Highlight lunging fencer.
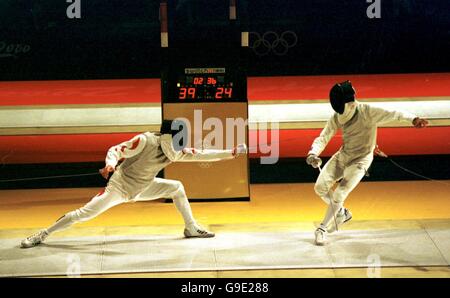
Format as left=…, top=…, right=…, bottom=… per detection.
left=306, top=81, right=428, bottom=245
left=21, top=120, right=247, bottom=248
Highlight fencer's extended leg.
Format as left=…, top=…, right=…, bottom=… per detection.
left=21, top=187, right=126, bottom=248
left=134, top=178, right=214, bottom=238
left=48, top=188, right=126, bottom=233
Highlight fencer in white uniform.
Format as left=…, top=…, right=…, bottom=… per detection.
left=306, top=81, right=428, bottom=245
left=21, top=120, right=248, bottom=248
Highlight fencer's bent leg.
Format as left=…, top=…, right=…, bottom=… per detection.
left=313, top=154, right=345, bottom=229
left=319, top=162, right=367, bottom=229
left=132, top=178, right=214, bottom=238
left=133, top=178, right=196, bottom=227
left=333, top=162, right=368, bottom=203
left=314, top=154, right=344, bottom=204
left=171, top=183, right=196, bottom=226
left=320, top=198, right=344, bottom=229
left=46, top=187, right=126, bottom=234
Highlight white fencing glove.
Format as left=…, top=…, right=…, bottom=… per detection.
left=306, top=154, right=322, bottom=169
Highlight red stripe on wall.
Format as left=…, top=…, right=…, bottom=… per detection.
left=0, top=79, right=161, bottom=106
left=248, top=73, right=450, bottom=101
left=0, top=127, right=448, bottom=164
left=0, top=134, right=137, bottom=164
left=1, top=73, right=449, bottom=106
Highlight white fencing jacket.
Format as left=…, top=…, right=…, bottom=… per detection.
left=105, top=132, right=234, bottom=198
left=308, top=103, right=417, bottom=165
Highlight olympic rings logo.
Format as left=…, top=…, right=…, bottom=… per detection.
left=198, top=162, right=212, bottom=169
left=249, top=31, right=298, bottom=56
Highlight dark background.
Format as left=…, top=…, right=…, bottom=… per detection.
left=1, top=0, right=449, bottom=81
left=1, top=155, right=450, bottom=189
left=0, top=1, right=449, bottom=188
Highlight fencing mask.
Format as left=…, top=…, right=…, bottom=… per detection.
left=330, top=81, right=358, bottom=124
left=329, top=80, right=356, bottom=114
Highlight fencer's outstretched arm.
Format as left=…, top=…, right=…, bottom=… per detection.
left=308, top=117, right=339, bottom=156
left=105, top=134, right=147, bottom=168
left=367, top=105, right=417, bottom=125
left=176, top=148, right=235, bottom=162
left=160, top=134, right=244, bottom=162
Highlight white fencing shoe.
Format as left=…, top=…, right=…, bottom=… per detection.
left=327, top=208, right=352, bottom=233
left=184, top=225, right=215, bottom=238
left=21, top=230, right=49, bottom=248
left=314, top=227, right=327, bottom=246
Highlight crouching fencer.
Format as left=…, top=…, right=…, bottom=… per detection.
left=21, top=120, right=248, bottom=248
left=307, top=81, right=428, bottom=246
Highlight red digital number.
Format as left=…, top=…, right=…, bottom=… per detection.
left=207, top=77, right=217, bottom=85
left=215, top=87, right=224, bottom=99
left=193, top=77, right=204, bottom=85
left=179, top=87, right=187, bottom=99
left=179, top=87, right=196, bottom=99
left=224, top=88, right=233, bottom=98
left=187, top=87, right=196, bottom=99
left=215, top=87, right=232, bottom=99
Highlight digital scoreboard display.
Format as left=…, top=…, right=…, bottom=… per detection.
left=169, top=67, right=244, bottom=102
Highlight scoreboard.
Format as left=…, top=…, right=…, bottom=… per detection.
left=177, top=68, right=233, bottom=100
left=164, top=66, right=247, bottom=103
left=160, top=0, right=249, bottom=201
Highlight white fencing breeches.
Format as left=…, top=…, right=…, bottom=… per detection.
left=314, top=153, right=371, bottom=228
left=314, top=153, right=371, bottom=204
left=46, top=178, right=196, bottom=234
left=132, top=178, right=195, bottom=226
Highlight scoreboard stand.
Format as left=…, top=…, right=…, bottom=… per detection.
left=159, top=0, right=250, bottom=201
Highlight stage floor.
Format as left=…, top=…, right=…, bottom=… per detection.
left=1, top=220, right=449, bottom=277
left=0, top=181, right=449, bottom=277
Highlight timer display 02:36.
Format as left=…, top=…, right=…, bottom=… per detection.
left=177, top=76, right=233, bottom=100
